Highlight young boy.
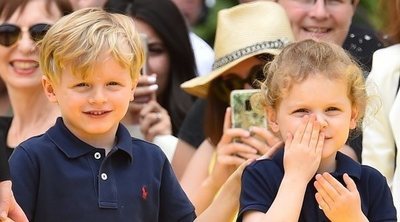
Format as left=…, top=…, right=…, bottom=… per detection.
left=9, top=8, right=196, bottom=222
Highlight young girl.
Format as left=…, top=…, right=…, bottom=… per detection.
left=238, top=39, right=397, bottom=222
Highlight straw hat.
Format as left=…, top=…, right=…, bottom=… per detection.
left=181, top=1, right=294, bottom=98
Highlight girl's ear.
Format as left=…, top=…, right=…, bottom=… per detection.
left=42, top=76, right=58, bottom=103
left=349, top=106, right=359, bottom=129
left=266, top=107, right=279, bottom=133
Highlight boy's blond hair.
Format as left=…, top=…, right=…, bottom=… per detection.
left=39, top=7, right=144, bottom=84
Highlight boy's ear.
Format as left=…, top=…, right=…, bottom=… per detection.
left=130, top=84, right=136, bottom=102
left=266, top=107, right=279, bottom=133
left=349, top=106, right=359, bottom=129
left=42, top=76, right=58, bottom=103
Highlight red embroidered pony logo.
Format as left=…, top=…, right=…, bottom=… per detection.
left=141, top=186, right=148, bottom=200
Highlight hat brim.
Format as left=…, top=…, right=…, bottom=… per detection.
left=181, top=48, right=281, bottom=98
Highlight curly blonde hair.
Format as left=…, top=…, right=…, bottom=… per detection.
left=258, top=39, right=367, bottom=130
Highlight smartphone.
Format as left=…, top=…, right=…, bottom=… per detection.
left=139, top=33, right=150, bottom=76
left=230, top=89, right=266, bottom=130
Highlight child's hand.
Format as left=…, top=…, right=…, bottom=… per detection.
left=139, top=100, right=172, bottom=141
left=283, top=115, right=324, bottom=182
left=314, top=173, right=368, bottom=222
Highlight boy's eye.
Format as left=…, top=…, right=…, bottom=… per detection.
left=107, top=82, right=120, bottom=86
left=75, top=82, right=89, bottom=87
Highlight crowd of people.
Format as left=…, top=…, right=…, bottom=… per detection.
left=0, top=0, right=398, bottom=221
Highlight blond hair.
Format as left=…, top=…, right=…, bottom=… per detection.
left=259, top=39, right=367, bottom=129
left=39, top=7, right=144, bottom=83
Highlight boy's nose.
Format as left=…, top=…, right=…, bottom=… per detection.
left=89, top=88, right=107, bottom=104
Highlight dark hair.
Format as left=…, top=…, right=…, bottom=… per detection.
left=0, top=0, right=73, bottom=20
left=205, top=78, right=229, bottom=146
left=107, top=0, right=197, bottom=135
left=381, top=0, right=400, bottom=44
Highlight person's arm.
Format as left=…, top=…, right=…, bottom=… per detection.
left=181, top=108, right=279, bottom=215
left=172, top=139, right=197, bottom=180
left=0, top=147, right=28, bottom=222
left=172, top=99, right=206, bottom=179
left=196, top=145, right=282, bottom=222
left=195, top=159, right=253, bottom=222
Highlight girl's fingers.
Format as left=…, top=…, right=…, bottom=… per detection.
left=343, top=173, right=358, bottom=193
left=300, top=115, right=315, bottom=145
left=315, top=132, right=324, bottom=154
left=284, top=132, right=293, bottom=150
left=314, top=175, right=334, bottom=205
left=308, top=121, right=320, bottom=149
left=321, top=172, right=348, bottom=195
left=315, top=192, right=330, bottom=211
left=292, top=115, right=309, bottom=145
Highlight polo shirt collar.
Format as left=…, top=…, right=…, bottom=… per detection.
left=273, top=148, right=362, bottom=180
left=47, top=117, right=133, bottom=161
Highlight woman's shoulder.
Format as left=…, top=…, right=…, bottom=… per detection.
left=373, top=43, right=400, bottom=59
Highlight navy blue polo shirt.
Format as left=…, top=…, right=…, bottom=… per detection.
left=237, top=149, right=397, bottom=221
left=9, top=117, right=196, bottom=222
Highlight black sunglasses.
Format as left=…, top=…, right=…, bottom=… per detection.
left=0, top=23, right=51, bottom=47
left=213, top=64, right=266, bottom=103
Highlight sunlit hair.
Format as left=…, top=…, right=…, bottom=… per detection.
left=39, top=7, right=144, bottom=84
left=259, top=39, right=367, bottom=130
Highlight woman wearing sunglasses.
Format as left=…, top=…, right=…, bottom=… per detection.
left=0, top=0, right=73, bottom=159
left=175, top=2, right=294, bottom=219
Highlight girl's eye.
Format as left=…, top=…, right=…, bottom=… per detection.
left=326, top=107, right=340, bottom=112
left=293, top=108, right=308, bottom=114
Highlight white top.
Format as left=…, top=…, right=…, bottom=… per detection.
left=125, top=124, right=177, bottom=162
left=362, top=44, right=400, bottom=217
left=189, top=32, right=214, bottom=76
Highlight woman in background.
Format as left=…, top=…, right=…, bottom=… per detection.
left=0, top=0, right=73, bottom=159
left=362, top=0, right=400, bottom=218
